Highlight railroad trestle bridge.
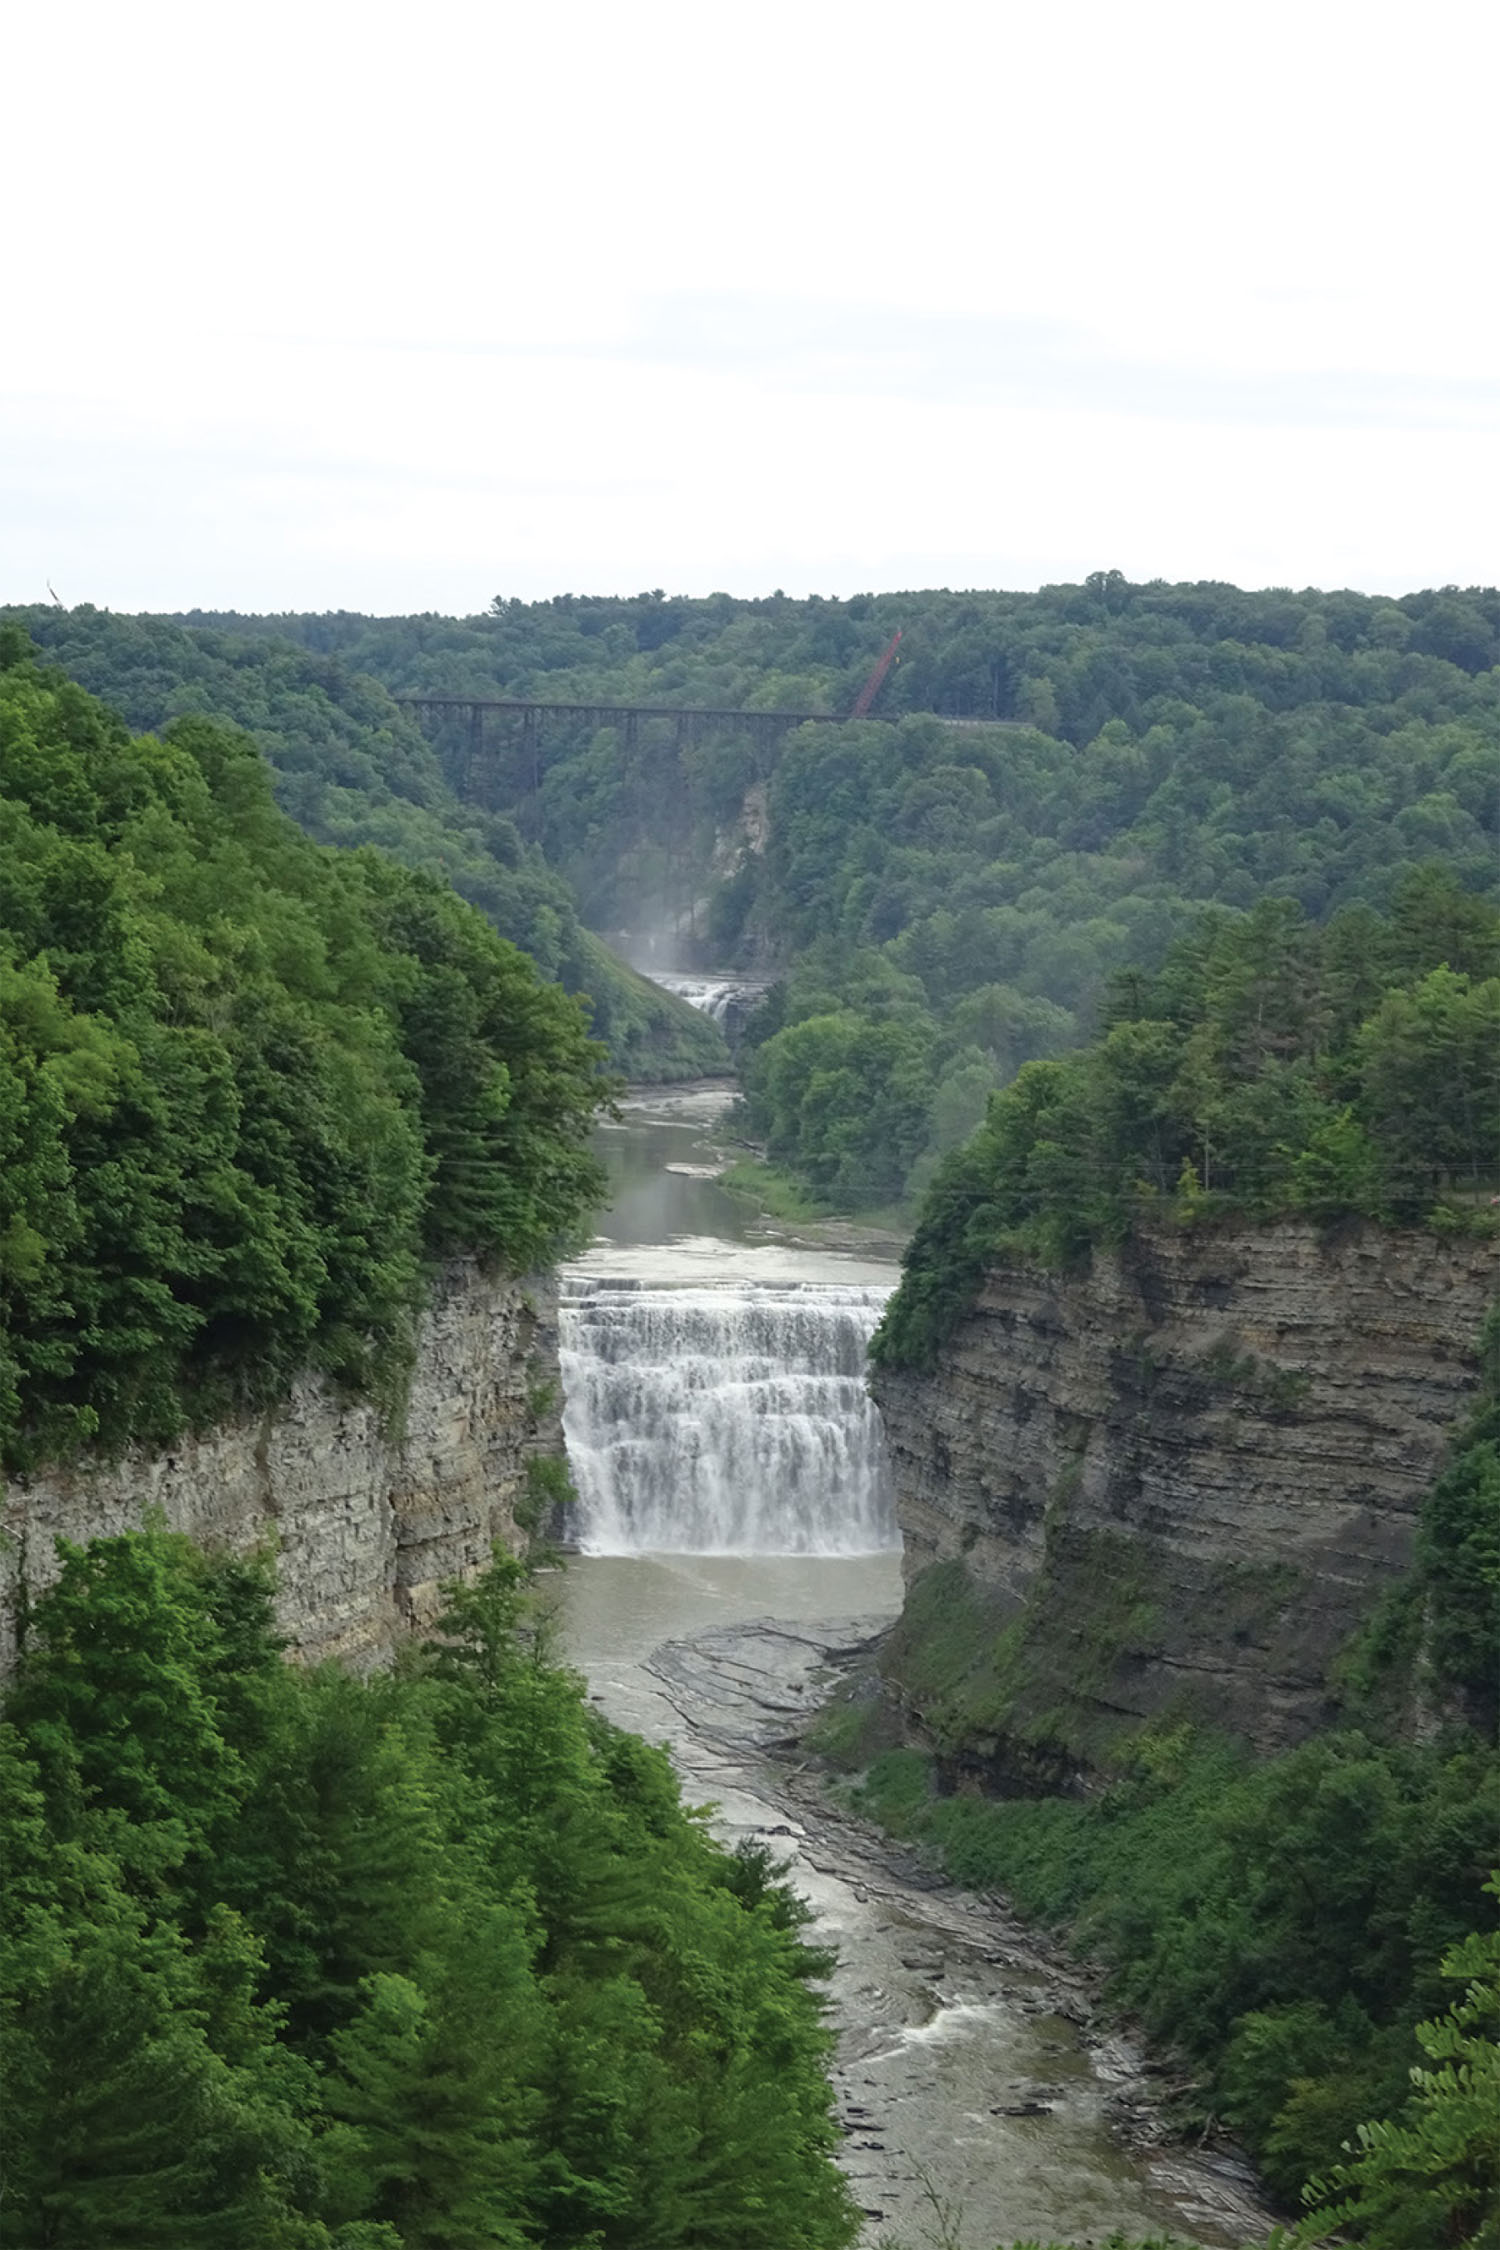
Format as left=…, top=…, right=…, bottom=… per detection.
left=395, top=694, right=1021, bottom=799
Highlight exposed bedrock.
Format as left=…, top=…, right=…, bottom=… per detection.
left=2, top=1261, right=560, bottom=1678
left=869, top=1224, right=1497, bottom=1760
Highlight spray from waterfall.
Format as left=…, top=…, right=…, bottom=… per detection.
left=560, top=1278, right=898, bottom=1555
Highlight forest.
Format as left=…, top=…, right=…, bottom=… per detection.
left=0, top=606, right=726, bottom=1086
left=13, top=575, right=1493, bottom=1213
left=0, top=1536, right=856, bottom=2248
left=0, top=633, right=611, bottom=1471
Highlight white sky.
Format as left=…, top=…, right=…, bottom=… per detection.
left=4, top=0, right=1497, bottom=613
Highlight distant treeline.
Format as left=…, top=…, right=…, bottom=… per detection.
left=9, top=581, right=1497, bottom=1208
left=95, top=574, right=1498, bottom=1213
left=0, top=636, right=611, bottom=1472
left=1, top=1539, right=856, bottom=2248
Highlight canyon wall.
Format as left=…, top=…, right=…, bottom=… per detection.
left=870, top=1224, right=1497, bottom=1763
left=1, top=1261, right=561, bottom=1677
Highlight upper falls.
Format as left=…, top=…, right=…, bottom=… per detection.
left=650, top=972, right=773, bottom=1028
left=560, top=1277, right=898, bottom=1555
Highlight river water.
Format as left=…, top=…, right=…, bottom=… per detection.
left=553, top=1085, right=1270, bottom=2250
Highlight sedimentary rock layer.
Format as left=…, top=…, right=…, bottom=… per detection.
left=2, top=1261, right=559, bottom=1676
left=871, top=1224, right=1497, bottom=1754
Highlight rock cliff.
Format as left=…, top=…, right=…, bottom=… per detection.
left=2, top=1260, right=560, bottom=1678
left=870, top=1223, right=1497, bottom=1765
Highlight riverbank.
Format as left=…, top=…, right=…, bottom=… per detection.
left=558, top=1576, right=1275, bottom=2250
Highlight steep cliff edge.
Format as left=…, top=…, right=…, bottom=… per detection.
left=869, top=1223, right=1497, bottom=1766
left=1, top=1260, right=561, bottom=1678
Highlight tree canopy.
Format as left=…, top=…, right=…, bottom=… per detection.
left=0, top=634, right=611, bottom=1471
left=0, top=606, right=727, bottom=1084
left=10, top=579, right=1496, bottom=1205
left=872, top=878, right=1500, bottom=1373
left=0, top=1533, right=857, bottom=2250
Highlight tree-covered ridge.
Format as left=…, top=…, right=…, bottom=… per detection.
left=12, top=581, right=1498, bottom=1206
left=0, top=635, right=612, bottom=1472
left=154, top=576, right=1500, bottom=1211
left=0, top=1535, right=857, bottom=2249
left=872, top=878, right=1500, bottom=1372
left=163, top=577, right=1500, bottom=935
left=1, top=606, right=727, bottom=1084
left=734, top=604, right=1496, bottom=1202
left=165, top=576, right=1500, bottom=738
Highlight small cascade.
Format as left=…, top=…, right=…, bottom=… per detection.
left=560, top=1278, right=898, bottom=1555
left=651, top=972, right=772, bottom=1044
left=652, top=973, right=762, bottom=1025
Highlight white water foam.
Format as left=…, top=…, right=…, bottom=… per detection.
left=652, top=972, right=771, bottom=1026
left=560, top=1277, right=898, bottom=1556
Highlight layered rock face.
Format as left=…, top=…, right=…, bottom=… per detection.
left=871, top=1225, right=1496, bottom=1758
left=2, top=1261, right=560, bottom=1677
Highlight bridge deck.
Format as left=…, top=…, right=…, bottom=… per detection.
left=395, top=696, right=1022, bottom=728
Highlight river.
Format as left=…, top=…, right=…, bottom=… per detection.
left=553, top=1084, right=1271, bottom=2250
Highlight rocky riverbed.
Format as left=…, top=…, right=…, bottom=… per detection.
left=633, top=1613, right=1275, bottom=2249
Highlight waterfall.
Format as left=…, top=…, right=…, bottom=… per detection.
left=652, top=973, right=772, bottom=1028
left=560, top=1278, right=898, bottom=1555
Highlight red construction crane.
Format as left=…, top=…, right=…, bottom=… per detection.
left=849, top=628, right=902, bottom=720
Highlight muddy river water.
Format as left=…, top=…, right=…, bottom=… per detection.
left=553, top=1086, right=1271, bottom=2250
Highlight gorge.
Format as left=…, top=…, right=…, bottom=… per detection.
left=551, top=1068, right=1496, bottom=2245
left=5, top=1067, right=1487, bottom=2246
left=547, top=1084, right=1275, bottom=2247
left=4, top=608, right=1495, bottom=2250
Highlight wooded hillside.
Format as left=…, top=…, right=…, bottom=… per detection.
left=872, top=878, right=1500, bottom=1372
left=0, top=634, right=610, bottom=1472
left=1, top=1538, right=856, bottom=2248
left=28, top=578, right=1489, bottom=1211
left=1, top=607, right=727, bottom=1085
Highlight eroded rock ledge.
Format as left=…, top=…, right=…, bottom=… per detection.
left=2, top=1260, right=560, bottom=1676
left=870, top=1223, right=1497, bottom=1759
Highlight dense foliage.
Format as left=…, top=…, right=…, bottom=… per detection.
left=97, top=577, right=1499, bottom=1208
left=838, top=1341, right=1500, bottom=2238
left=1, top=606, right=727, bottom=1084
left=872, top=877, right=1500, bottom=1371
left=0, top=1534, right=856, bottom=2249
left=10, top=580, right=1496, bottom=1199
left=858, top=1726, right=1497, bottom=2216
left=0, top=637, right=610, bottom=1470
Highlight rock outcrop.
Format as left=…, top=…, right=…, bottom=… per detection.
left=870, top=1224, right=1497, bottom=1761
left=2, top=1260, right=561, bottom=1677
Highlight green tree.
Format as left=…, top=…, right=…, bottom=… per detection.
left=9, top=1531, right=244, bottom=1876
left=1357, top=971, right=1500, bottom=1208
left=1287, top=1882, right=1500, bottom=2248
left=322, top=1940, right=541, bottom=2250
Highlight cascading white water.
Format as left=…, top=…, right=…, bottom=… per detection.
left=560, top=1277, right=899, bottom=1555
left=652, top=973, right=771, bottom=1026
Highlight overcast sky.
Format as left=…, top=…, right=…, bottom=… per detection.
left=5, top=0, right=1496, bottom=614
